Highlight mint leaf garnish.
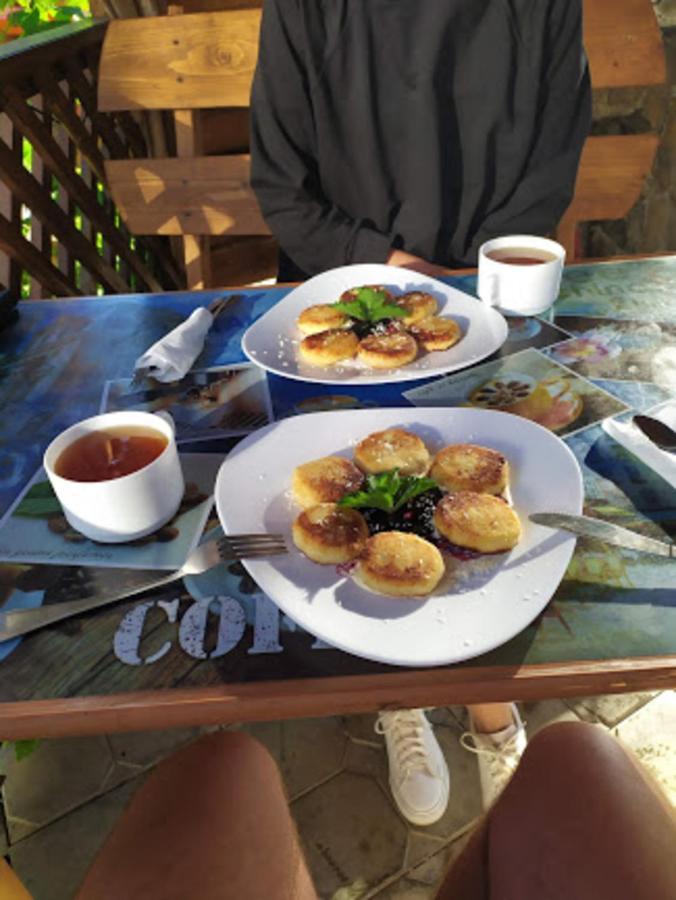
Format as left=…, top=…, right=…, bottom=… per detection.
left=333, top=287, right=408, bottom=323
left=391, top=475, right=438, bottom=511
left=338, top=469, right=438, bottom=513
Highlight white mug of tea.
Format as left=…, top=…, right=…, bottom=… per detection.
left=477, top=235, right=565, bottom=316
left=43, top=410, right=185, bottom=543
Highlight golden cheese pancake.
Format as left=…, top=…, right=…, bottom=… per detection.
left=299, top=329, right=359, bottom=366
left=357, top=332, right=418, bottom=369
left=357, top=531, right=444, bottom=597
left=434, top=491, right=522, bottom=553
left=354, top=428, right=430, bottom=476
left=340, top=284, right=394, bottom=304
left=409, top=316, right=462, bottom=351
left=394, top=291, right=438, bottom=326
left=429, top=444, right=509, bottom=495
left=297, top=304, right=351, bottom=335
left=292, top=503, right=369, bottom=564
left=293, top=455, right=364, bottom=508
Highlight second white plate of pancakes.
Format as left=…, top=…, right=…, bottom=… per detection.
left=215, top=408, right=583, bottom=667
left=242, top=264, right=508, bottom=385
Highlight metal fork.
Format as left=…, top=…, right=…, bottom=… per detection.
left=0, top=533, right=286, bottom=642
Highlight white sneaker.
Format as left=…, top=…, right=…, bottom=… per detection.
left=375, top=709, right=450, bottom=826
left=460, top=704, right=527, bottom=810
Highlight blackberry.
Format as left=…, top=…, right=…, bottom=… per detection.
left=351, top=320, right=374, bottom=340
left=360, top=488, right=443, bottom=541
left=391, top=488, right=443, bottom=540
left=351, top=318, right=402, bottom=340
left=360, top=507, right=393, bottom=535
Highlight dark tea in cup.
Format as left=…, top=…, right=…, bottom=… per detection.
left=477, top=235, right=565, bottom=315
left=44, top=410, right=183, bottom=542
left=486, top=248, right=558, bottom=265
left=54, top=426, right=168, bottom=482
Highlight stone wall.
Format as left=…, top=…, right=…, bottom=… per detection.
left=585, top=3, right=676, bottom=256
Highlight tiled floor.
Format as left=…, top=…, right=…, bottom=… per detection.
left=1, top=691, right=674, bottom=899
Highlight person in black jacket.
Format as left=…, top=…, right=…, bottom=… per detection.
left=250, top=0, right=591, bottom=824
left=251, top=0, right=591, bottom=281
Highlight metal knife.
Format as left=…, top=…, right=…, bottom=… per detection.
left=529, top=512, right=675, bottom=558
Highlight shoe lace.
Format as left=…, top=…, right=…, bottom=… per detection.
left=459, top=728, right=524, bottom=776
left=375, top=711, right=432, bottom=779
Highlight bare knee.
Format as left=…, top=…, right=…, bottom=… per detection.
left=192, top=728, right=272, bottom=759
left=154, top=729, right=279, bottom=785
left=523, top=720, right=614, bottom=762
left=500, top=720, right=639, bottom=813
left=487, top=723, right=676, bottom=900
left=521, top=719, right=623, bottom=772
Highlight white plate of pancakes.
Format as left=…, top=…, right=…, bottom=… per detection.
left=241, top=264, right=508, bottom=385
left=215, top=407, right=583, bottom=668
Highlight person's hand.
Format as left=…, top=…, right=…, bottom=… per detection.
left=386, top=249, right=450, bottom=278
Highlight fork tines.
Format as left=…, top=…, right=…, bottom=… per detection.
left=219, top=533, right=287, bottom=559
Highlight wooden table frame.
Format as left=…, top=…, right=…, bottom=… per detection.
left=1, top=655, right=675, bottom=740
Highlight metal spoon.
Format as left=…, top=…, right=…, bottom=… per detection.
left=632, top=414, right=676, bottom=452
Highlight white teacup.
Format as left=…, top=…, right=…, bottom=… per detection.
left=477, top=235, right=565, bottom=316
left=44, top=410, right=184, bottom=543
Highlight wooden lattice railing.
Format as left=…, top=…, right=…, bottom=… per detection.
left=0, top=20, right=181, bottom=300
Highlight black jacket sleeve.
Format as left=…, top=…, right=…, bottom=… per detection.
left=250, top=0, right=392, bottom=273
left=473, top=0, right=591, bottom=249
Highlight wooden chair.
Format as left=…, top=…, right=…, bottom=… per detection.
left=556, top=0, right=666, bottom=257
left=98, top=3, right=273, bottom=289
left=98, top=0, right=666, bottom=289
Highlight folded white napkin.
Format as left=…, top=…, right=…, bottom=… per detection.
left=602, top=400, right=676, bottom=489
left=134, top=307, right=215, bottom=383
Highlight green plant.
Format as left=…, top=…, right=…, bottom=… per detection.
left=0, top=0, right=90, bottom=42
left=0, top=739, right=41, bottom=761
left=13, top=739, right=40, bottom=761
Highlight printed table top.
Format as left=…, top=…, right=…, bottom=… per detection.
left=0, top=256, right=674, bottom=738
